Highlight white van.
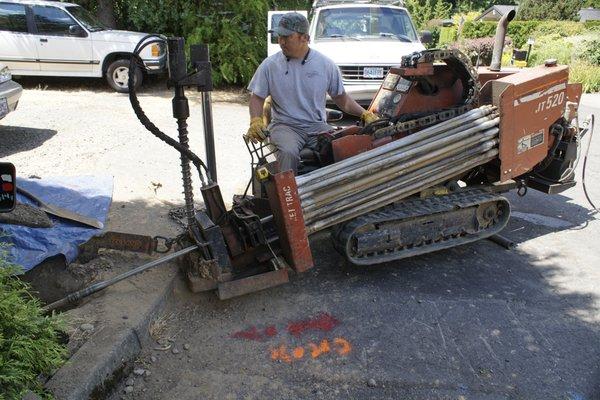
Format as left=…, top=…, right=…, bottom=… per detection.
left=268, top=0, right=429, bottom=104
left=0, top=0, right=166, bottom=92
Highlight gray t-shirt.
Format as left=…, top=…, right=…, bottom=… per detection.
left=248, top=48, right=344, bottom=134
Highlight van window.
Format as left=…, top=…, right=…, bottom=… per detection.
left=33, top=5, right=77, bottom=36
left=315, top=7, right=417, bottom=42
left=0, top=3, right=28, bottom=33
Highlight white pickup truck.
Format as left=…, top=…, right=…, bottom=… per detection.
left=0, top=0, right=166, bottom=92
left=268, top=0, right=429, bottom=104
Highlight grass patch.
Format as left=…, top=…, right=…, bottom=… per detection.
left=0, top=248, right=67, bottom=399
left=569, top=62, right=600, bottom=93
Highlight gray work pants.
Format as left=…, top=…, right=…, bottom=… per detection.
left=268, top=122, right=324, bottom=174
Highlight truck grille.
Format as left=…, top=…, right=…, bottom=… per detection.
left=339, top=65, right=392, bottom=81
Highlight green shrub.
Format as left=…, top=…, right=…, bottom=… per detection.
left=406, top=0, right=452, bottom=29
left=506, top=21, right=539, bottom=48
left=460, top=20, right=600, bottom=50
left=185, top=1, right=269, bottom=86
left=461, top=20, right=496, bottom=40
left=452, top=36, right=512, bottom=66
left=439, top=26, right=458, bottom=46
left=532, top=20, right=585, bottom=37
left=461, top=20, right=539, bottom=48
left=581, top=39, right=600, bottom=65
left=0, top=251, right=67, bottom=399
left=425, top=25, right=441, bottom=49
left=528, top=34, right=574, bottom=65
left=517, top=0, right=582, bottom=20
left=569, top=62, right=600, bottom=93
left=584, top=20, right=600, bottom=30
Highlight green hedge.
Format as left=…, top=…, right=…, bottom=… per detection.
left=439, top=26, right=457, bottom=46
left=462, top=20, right=538, bottom=48
left=0, top=252, right=67, bottom=399
left=461, top=20, right=599, bottom=49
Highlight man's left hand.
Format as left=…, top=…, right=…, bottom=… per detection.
left=361, top=110, right=379, bottom=125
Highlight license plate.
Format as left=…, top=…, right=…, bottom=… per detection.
left=363, top=67, right=384, bottom=79
left=0, top=98, right=8, bottom=119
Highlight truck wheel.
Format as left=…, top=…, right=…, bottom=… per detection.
left=106, top=59, right=143, bottom=93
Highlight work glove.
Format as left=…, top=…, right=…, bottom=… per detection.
left=361, top=110, right=379, bottom=125
left=245, top=116, right=268, bottom=143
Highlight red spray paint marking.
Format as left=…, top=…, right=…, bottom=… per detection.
left=232, top=325, right=278, bottom=341
left=264, top=326, right=278, bottom=337
left=287, top=312, right=340, bottom=337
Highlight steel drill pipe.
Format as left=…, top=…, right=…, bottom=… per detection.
left=296, top=105, right=496, bottom=187
left=303, top=138, right=499, bottom=224
left=306, top=149, right=499, bottom=233
left=299, top=115, right=498, bottom=200
left=300, top=126, right=499, bottom=209
left=304, top=151, right=471, bottom=224
left=299, top=117, right=500, bottom=198
left=297, top=110, right=497, bottom=192
left=298, top=113, right=499, bottom=196
left=302, top=130, right=499, bottom=216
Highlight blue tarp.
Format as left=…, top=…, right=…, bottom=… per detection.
left=0, top=175, right=113, bottom=271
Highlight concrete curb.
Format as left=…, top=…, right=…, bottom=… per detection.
left=45, top=260, right=179, bottom=400
left=46, top=327, right=141, bottom=400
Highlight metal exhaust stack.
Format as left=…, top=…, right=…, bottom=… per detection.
left=489, top=9, right=516, bottom=72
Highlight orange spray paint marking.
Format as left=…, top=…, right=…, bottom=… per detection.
left=292, top=346, right=305, bottom=359
left=333, top=337, right=352, bottom=356
left=287, top=312, right=340, bottom=337
left=271, top=345, right=292, bottom=363
left=308, top=339, right=331, bottom=359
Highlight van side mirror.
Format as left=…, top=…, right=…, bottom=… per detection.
left=69, top=25, right=86, bottom=37
left=419, top=30, right=432, bottom=44
left=0, top=162, right=16, bottom=213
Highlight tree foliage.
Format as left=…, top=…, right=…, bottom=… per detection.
left=406, top=0, right=453, bottom=29
left=517, top=0, right=584, bottom=21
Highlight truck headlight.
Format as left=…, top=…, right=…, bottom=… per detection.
left=0, top=67, right=11, bottom=84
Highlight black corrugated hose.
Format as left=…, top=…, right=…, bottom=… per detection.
left=582, top=114, right=597, bottom=212
left=127, top=34, right=210, bottom=185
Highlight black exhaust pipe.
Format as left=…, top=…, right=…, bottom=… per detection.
left=489, top=9, right=516, bottom=71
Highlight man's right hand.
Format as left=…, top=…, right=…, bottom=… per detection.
left=245, top=117, right=268, bottom=143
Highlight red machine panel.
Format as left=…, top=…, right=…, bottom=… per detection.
left=265, top=171, right=313, bottom=273
left=483, top=65, right=570, bottom=181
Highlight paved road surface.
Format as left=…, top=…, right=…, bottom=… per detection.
left=2, top=83, right=599, bottom=399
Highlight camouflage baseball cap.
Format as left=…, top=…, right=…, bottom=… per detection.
left=270, top=12, right=309, bottom=36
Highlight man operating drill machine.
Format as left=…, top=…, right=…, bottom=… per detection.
left=245, top=12, right=379, bottom=174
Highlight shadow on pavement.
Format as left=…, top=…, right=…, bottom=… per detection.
left=0, top=126, right=57, bottom=157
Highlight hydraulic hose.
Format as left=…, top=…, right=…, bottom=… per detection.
left=582, top=114, right=597, bottom=212
left=127, top=34, right=211, bottom=185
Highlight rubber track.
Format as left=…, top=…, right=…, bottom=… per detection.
left=331, top=188, right=510, bottom=265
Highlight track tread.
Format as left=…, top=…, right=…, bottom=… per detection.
left=332, top=188, right=510, bottom=265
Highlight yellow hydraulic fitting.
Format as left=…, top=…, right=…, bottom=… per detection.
left=256, top=167, right=270, bottom=181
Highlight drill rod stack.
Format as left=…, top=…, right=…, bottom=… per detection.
left=295, top=105, right=501, bottom=234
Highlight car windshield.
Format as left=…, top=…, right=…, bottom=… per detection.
left=66, top=6, right=106, bottom=31
left=315, top=7, right=418, bottom=42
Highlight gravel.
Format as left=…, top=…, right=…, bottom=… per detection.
left=80, top=323, right=94, bottom=332
left=0, top=85, right=251, bottom=237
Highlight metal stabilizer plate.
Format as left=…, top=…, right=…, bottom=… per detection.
left=331, top=188, right=510, bottom=265
left=218, top=268, right=289, bottom=300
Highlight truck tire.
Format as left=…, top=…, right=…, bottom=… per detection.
left=106, top=59, right=143, bottom=93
